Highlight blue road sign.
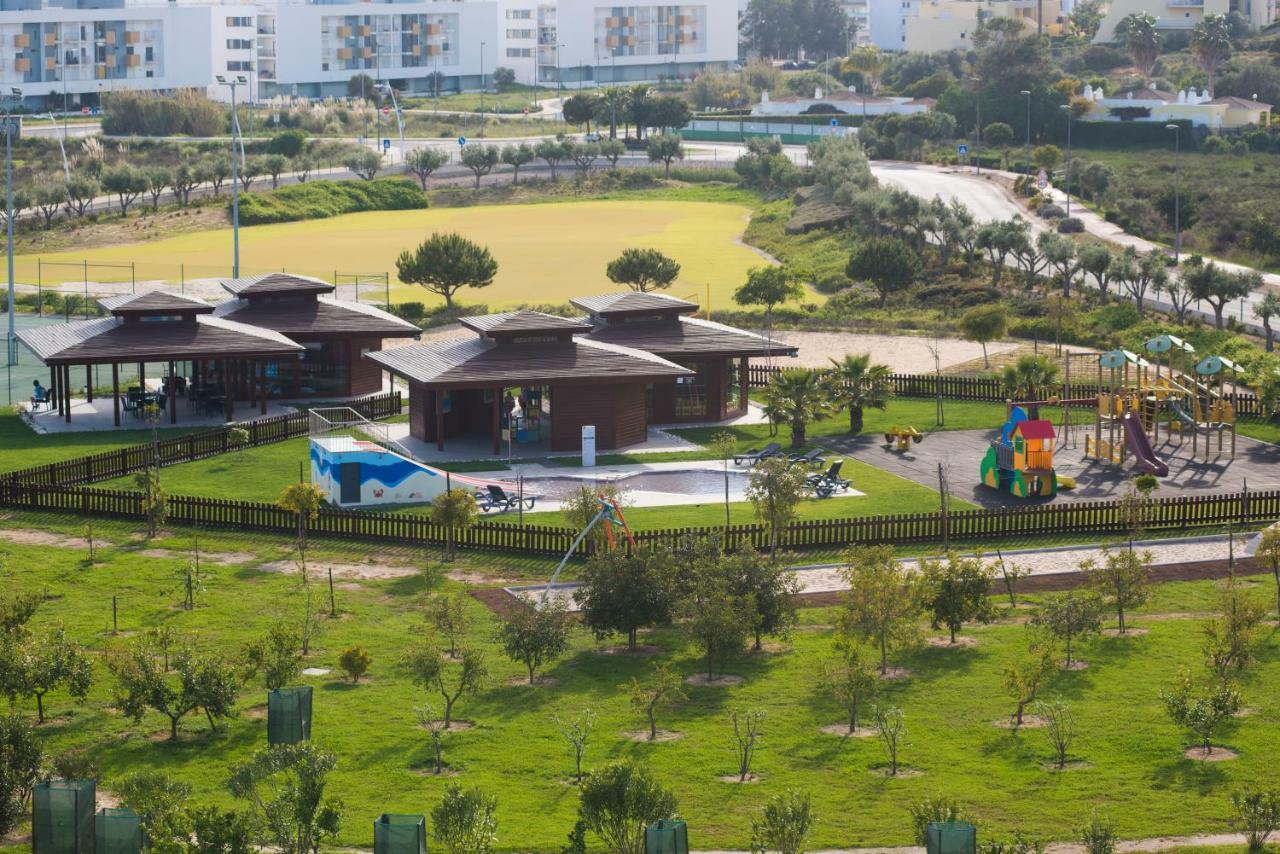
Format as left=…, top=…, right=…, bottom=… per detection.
left=382, top=138, right=391, bottom=151
left=957, top=143, right=969, bottom=155
left=458, top=136, right=467, bottom=147
left=830, top=118, right=839, bottom=127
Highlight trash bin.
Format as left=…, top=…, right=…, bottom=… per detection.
left=268, top=685, right=313, bottom=745
left=32, top=780, right=95, bottom=854
left=374, top=813, right=427, bottom=854
left=96, top=807, right=143, bottom=854
left=926, top=821, right=977, bottom=854
left=645, top=819, right=689, bottom=854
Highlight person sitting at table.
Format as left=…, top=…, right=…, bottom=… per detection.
left=30, top=379, right=50, bottom=410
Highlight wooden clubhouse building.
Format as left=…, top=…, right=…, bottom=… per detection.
left=18, top=274, right=419, bottom=427
left=366, top=293, right=796, bottom=454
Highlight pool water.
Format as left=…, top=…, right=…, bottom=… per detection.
left=524, top=469, right=748, bottom=501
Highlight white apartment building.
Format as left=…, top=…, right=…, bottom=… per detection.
left=497, top=1, right=737, bottom=87
left=0, top=0, right=735, bottom=109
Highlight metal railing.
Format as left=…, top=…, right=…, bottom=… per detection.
left=308, top=405, right=421, bottom=463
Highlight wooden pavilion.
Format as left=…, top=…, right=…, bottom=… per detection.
left=17, top=291, right=304, bottom=426
left=213, top=273, right=421, bottom=397
left=364, top=310, right=694, bottom=453
left=572, top=292, right=797, bottom=423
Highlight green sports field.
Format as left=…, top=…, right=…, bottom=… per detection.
left=19, top=199, right=775, bottom=311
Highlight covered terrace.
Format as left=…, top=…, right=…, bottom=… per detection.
left=17, top=291, right=304, bottom=428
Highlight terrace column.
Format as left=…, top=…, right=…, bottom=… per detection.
left=435, top=390, right=445, bottom=453
left=259, top=360, right=267, bottom=415
left=492, top=386, right=501, bottom=455
left=85, top=365, right=93, bottom=403
left=225, top=360, right=235, bottom=422
left=63, top=365, right=71, bottom=423
left=739, top=358, right=750, bottom=414
left=168, top=360, right=177, bottom=424
left=52, top=367, right=62, bottom=417
left=111, top=363, right=120, bottom=427
left=138, top=362, right=145, bottom=391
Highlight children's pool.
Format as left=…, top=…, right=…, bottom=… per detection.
left=522, top=469, right=750, bottom=502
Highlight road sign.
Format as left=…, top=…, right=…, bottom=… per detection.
left=458, top=136, right=467, bottom=147
left=830, top=118, right=839, bottom=127
left=382, top=138, right=391, bottom=151
left=1036, top=168, right=1049, bottom=190
left=81, top=106, right=90, bottom=114
left=957, top=143, right=969, bottom=156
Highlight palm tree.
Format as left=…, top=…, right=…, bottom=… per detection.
left=828, top=354, right=894, bottom=434
left=842, top=45, right=888, bottom=96
left=1115, top=12, right=1162, bottom=82
left=1191, top=14, right=1232, bottom=96
left=1000, top=355, right=1060, bottom=416
left=763, top=369, right=838, bottom=449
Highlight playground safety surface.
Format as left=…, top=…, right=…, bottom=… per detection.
left=824, top=428, right=1280, bottom=509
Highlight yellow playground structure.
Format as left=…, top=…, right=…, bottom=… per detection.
left=883, top=425, right=923, bottom=452
left=1081, top=337, right=1237, bottom=472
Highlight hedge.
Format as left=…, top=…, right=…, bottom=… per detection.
left=237, top=178, right=428, bottom=225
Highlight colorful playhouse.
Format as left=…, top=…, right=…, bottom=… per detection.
left=980, top=406, right=1059, bottom=498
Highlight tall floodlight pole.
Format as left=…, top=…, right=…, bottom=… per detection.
left=1020, top=89, right=1031, bottom=174
left=380, top=82, right=405, bottom=163
left=1166, top=123, right=1181, bottom=263
left=969, top=76, right=982, bottom=175
left=1060, top=103, right=1073, bottom=218
left=218, top=75, right=246, bottom=278
left=5, top=88, right=20, bottom=367
left=479, top=40, right=486, bottom=113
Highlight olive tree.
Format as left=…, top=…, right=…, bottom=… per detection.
left=750, top=789, right=814, bottom=854
left=746, top=455, right=809, bottom=554
left=578, top=761, right=677, bottom=854
left=817, top=642, right=879, bottom=734
left=423, top=592, right=471, bottom=658
left=5, top=627, right=92, bottom=723
left=496, top=600, right=572, bottom=685
left=919, top=552, right=996, bottom=644
left=227, top=743, right=342, bottom=854
left=403, top=642, right=487, bottom=728
left=431, top=488, right=481, bottom=561
left=574, top=546, right=678, bottom=651
left=432, top=785, right=498, bottom=854
left=1002, top=629, right=1057, bottom=727
left=1161, top=667, right=1240, bottom=757
left=622, top=662, right=685, bottom=741
left=1231, top=788, right=1280, bottom=854
left=1084, top=546, right=1151, bottom=634
left=407, top=147, right=449, bottom=189
left=1032, top=590, right=1103, bottom=667
left=108, top=642, right=239, bottom=739
left=838, top=545, right=923, bottom=673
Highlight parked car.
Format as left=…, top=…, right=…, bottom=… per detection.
left=583, top=132, right=602, bottom=142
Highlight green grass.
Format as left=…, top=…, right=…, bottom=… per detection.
left=20, top=192, right=767, bottom=311
left=4, top=521, right=1279, bottom=851
left=0, top=409, right=204, bottom=473
left=403, top=87, right=540, bottom=114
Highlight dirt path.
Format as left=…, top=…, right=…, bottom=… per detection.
left=770, top=331, right=1019, bottom=373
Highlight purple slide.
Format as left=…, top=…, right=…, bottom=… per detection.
left=1122, top=413, right=1169, bottom=477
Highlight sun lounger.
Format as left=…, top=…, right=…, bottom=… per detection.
left=733, top=442, right=782, bottom=466
left=806, top=460, right=851, bottom=497
left=786, top=448, right=825, bottom=468
left=474, top=484, right=537, bottom=513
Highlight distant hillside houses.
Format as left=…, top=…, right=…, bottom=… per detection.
left=1078, top=84, right=1273, bottom=129
left=751, top=87, right=935, bottom=117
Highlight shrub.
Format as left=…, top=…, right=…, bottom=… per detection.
left=237, top=178, right=426, bottom=226
left=1057, top=217, right=1085, bottom=234
left=1082, top=45, right=1130, bottom=72
left=1038, top=204, right=1066, bottom=220
left=267, top=130, right=308, bottom=158
left=338, top=645, right=371, bottom=683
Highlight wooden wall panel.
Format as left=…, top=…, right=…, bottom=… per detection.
left=349, top=337, right=385, bottom=396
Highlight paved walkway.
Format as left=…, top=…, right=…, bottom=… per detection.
left=698, top=832, right=1251, bottom=854
left=510, top=532, right=1249, bottom=610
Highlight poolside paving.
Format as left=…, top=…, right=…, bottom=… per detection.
left=822, top=428, right=1280, bottom=509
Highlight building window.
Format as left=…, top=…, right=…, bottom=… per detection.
left=506, top=47, right=533, bottom=57
left=506, top=9, right=533, bottom=18
left=226, top=38, right=252, bottom=50
left=226, top=60, right=252, bottom=71
left=226, top=16, right=252, bottom=28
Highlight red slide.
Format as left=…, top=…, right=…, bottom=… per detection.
left=1121, top=413, right=1169, bottom=477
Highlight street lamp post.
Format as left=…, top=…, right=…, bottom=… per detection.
left=217, top=75, right=246, bottom=278
left=1020, top=89, right=1031, bottom=174
left=4, top=88, right=20, bottom=367
left=969, top=76, right=982, bottom=175
left=479, top=40, right=486, bottom=113
left=1060, top=103, right=1073, bottom=218
left=556, top=42, right=564, bottom=94
left=380, top=82, right=405, bottom=164
left=1166, top=122, right=1181, bottom=263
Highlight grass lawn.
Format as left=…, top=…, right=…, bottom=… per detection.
left=0, top=410, right=205, bottom=473
left=3, top=519, right=1278, bottom=852
left=18, top=191, right=769, bottom=311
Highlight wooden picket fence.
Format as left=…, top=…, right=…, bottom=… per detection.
left=1, top=481, right=1274, bottom=557
left=0, top=391, right=401, bottom=488
left=746, top=367, right=1273, bottom=419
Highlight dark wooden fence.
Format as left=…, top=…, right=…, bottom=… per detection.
left=1, top=481, right=1273, bottom=557
left=746, top=367, right=1272, bottom=419
left=0, top=391, right=401, bottom=488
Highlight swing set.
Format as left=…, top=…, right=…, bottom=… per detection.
left=543, top=494, right=636, bottom=603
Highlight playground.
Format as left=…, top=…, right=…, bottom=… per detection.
left=835, top=339, right=1280, bottom=509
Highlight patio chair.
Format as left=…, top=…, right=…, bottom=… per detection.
left=786, top=448, right=825, bottom=469
left=122, top=388, right=144, bottom=417
left=29, top=390, right=54, bottom=412
left=733, top=442, right=781, bottom=466
left=806, top=460, right=851, bottom=498
left=474, top=484, right=536, bottom=513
